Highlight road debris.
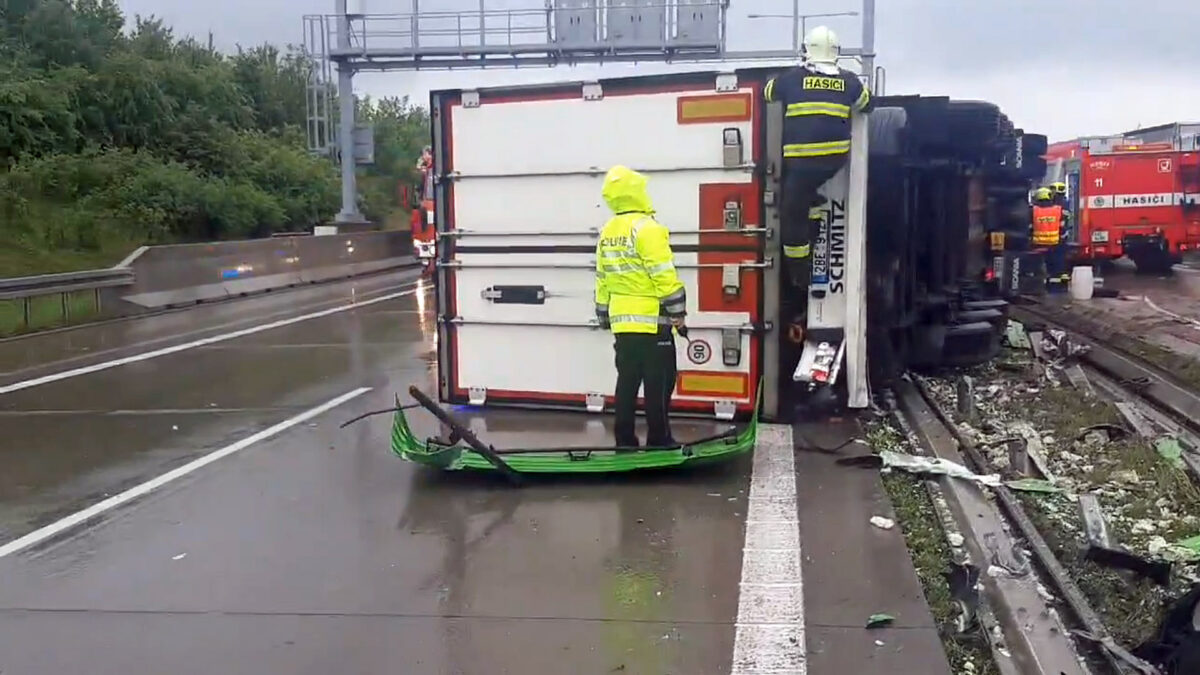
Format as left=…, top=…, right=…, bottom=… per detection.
left=1079, top=494, right=1113, bottom=548
left=878, top=450, right=1001, bottom=487
left=1132, top=583, right=1200, bottom=675
left=866, top=613, right=895, bottom=629
left=1084, top=545, right=1173, bottom=587
left=870, top=516, right=895, bottom=530
left=1155, top=438, right=1186, bottom=471
left=1005, top=320, right=1031, bottom=350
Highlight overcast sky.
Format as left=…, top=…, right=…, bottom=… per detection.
left=116, top=0, right=1200, bottom=142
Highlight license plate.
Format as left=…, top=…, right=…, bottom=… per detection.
left=811, top=217, right=830, bottom=284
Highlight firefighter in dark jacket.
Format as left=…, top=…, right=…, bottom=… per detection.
left=764, top=26, right=872, bottom=307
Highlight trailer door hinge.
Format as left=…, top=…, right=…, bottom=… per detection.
left=582, top=82, right=603, bottom=101
left=715, top=73, right=738, bottom=92
left=722, top=264, right=741, bottom=297
left=468, top=386, right=487, bottom=406
left=713, top=400, right=736, bottom=420
left=585, top=392, right=605, bottom=413
left=721, top=328, right=742, bottom=366
left=462, top=91, right=480, bottom=108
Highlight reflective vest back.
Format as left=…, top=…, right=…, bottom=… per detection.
left=1032, top=205, right=1063, bottom=246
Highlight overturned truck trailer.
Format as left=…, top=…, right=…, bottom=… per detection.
left=427, top=68, right=1042, bottom=423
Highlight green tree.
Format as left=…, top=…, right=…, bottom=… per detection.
left=0, top=0, right=432, bottom=277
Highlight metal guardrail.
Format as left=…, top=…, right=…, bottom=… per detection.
left=0, top=268, right=135, bottom=336
left=0, top=268, right=134, bottom=300
left=0, top=231, right=417, bottom=338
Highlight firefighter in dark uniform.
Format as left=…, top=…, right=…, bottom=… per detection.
left=764, top=25, right=873, bottom=310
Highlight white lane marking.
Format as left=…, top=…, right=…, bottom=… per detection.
left=0, top=288, right=420, bottom=396
left=1143, top=295, right=1200, bottom=331
left=731, top=423, right=805, bottom=675
left=0, top=387, right=372, bottom=559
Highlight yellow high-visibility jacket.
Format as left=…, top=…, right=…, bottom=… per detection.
left=594, top=166, right=687, bottom=334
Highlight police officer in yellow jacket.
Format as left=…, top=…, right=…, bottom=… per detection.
left=595, top=166, right=687, bottom=448
left=764, top=26, right=872, bottom=294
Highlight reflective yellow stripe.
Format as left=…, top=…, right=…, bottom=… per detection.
left=854, top=87, right=870, bottom=111
left=783, top=244, right=811, bottom=259
left=783, top=140, right=851, bottom=158
left=785, top=102, right=850, bottom=118
left=808, top=206, right=824, bottom=219
left=764, top=78, right=775, bottom=102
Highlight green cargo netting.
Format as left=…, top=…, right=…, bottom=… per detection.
left=389, top=395, right=761, bottom=474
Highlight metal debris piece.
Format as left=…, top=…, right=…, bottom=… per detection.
left=1074, top=423, right=1130, bottom=444
left=878, top=450, right=1002, bottom=487
left=944, top=563, right=981, bottom=634
left=1012, top=423, right=1056, bottom=482
left=1006, top=320, right=1032, bottom=350
left=1041, top=328, right=1091, bottom=361
left=1115, top=400, right=1165, bottom=438
left=956, top=375, right=977, bottom=423
left=1155, top=437, right=1187, bottom=471
left=1005, top=478, right=1062, bottom=493
left=984, top=532, right=1031, bottom=577
left=1078, top=494, right=1112, bottom=548
left=1028, top=330, right=1046, bottom=359
left=1084, top=545, right=1173, bottom=587
left=1064, top=364, right=1095, bottom=395
left=1073, top=630, right=1163, bottom=675
left=1007, top=437, right=1032, bottom=476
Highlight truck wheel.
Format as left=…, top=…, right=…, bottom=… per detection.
left=868, top=107, right=908, bottom=157
left=1133, top=252, right=1174, bottom=275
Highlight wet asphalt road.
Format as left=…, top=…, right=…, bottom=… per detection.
left=0, top=271, right=751, bottom=674
left=0, top=270, right=945, bottom=674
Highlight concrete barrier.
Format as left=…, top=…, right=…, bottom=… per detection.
left=118, top=230, right=415, bottom=309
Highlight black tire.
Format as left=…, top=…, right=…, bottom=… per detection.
left=1021, top=133, right=1049, bottom=157
left=868, top=107, right=908, bottom=157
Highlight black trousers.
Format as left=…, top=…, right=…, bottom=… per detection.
left=781, top=159, right=845, bottom=289
left=613, top=331, right=677, bottom=447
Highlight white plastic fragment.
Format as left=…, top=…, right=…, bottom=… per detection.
left=878, top=450, right=1002, bottom=487
left=172, top=553, right=187, bottom=561
left=870, top=516, right=895, bottom=530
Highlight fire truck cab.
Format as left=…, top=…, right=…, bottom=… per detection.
left=1046, top=131, right=1200, bottom=273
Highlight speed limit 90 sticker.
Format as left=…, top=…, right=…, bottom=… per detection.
left=687, top=339, right=712, bottom=365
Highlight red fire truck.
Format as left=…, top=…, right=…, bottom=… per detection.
left=1045, top=131, right=1200, bottom=273
left=408, top=149, right=437, bottom=276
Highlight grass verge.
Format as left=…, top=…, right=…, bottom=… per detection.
left=0, top=290, right=100, bottom=337
left=867, top=420, right=1000, bottom=675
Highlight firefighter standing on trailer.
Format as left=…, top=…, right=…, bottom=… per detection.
left=594, top=166, right=687, bottom=449
left=1032, top=186, right=1069, bottom=291
left=764, top=26, right=872, bottom=309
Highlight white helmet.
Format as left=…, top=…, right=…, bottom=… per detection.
left=802, top=25, right=840, bottom=65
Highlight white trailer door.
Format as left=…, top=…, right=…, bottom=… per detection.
left=432, top=75, right=770, bottom=419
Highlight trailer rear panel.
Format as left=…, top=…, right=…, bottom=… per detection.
left=432, top=72, right=775, bottom=419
